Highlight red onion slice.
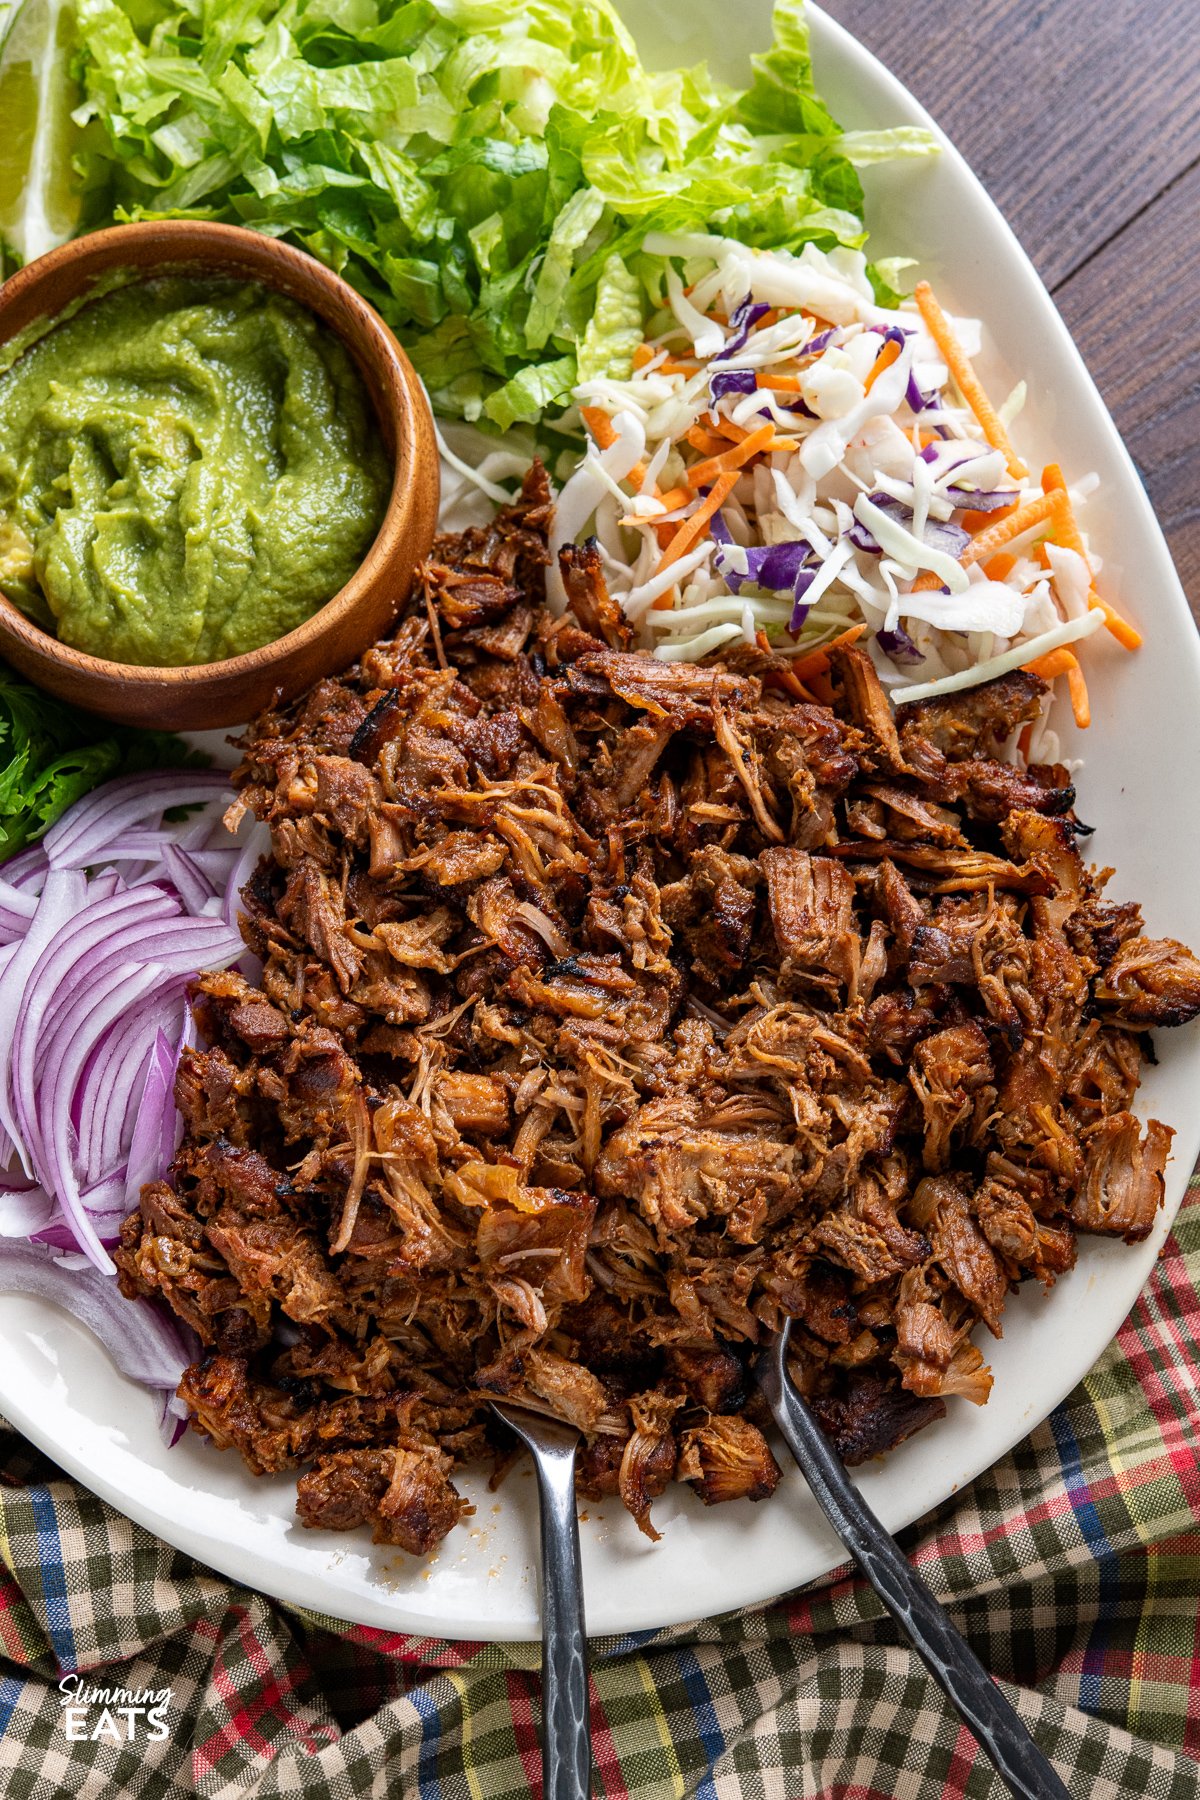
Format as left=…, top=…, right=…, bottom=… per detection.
left=44, top=773, right=232, bottom=870
left=124, top=1030, right=180, bottom=1208
left=0, top=1239, right=196, bottom=1391
left=0, top=868, right=88, bottom=1159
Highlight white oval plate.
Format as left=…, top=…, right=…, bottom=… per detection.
left=2, top=2, right=1199, bottom=1642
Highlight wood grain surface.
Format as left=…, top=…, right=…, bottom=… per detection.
left=821, top=0, right=1200, bottom=621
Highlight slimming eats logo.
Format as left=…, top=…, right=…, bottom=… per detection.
left=58, top=1675, right=172, bottom=1743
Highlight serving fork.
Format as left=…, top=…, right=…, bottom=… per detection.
left=489, top=1402, right=592, bottom=1800
left=756, top=1319, right=1073, bottom=1800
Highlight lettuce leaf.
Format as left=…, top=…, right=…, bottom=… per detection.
left=70, top=0, right=935, bottom=425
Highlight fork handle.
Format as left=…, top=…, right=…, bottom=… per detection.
left=530, top=1438, right=592, bottom=1800
left=759, top=1363, right=1072, bottom=1800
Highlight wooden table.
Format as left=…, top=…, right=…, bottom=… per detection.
left=822, top=0, right=1200, bottom=626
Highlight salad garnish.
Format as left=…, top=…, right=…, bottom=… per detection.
left=60, top=0, right=932, bottom=424
left=547, top=235, right=1141, bottom=758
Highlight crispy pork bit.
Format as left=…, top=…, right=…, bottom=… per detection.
left=116, top=465, right=1200, bottom=1555
left=1094, top=937, right=1200, bottom=1027
left=678, top=1416, right=782, bottom=1506
left=296, top=1445, right=471, bottom=1552
left=1071, top=1114, right=1173, bottom=1243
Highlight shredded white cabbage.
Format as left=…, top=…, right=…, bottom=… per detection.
left=534, top=237, right=1128, bottom=743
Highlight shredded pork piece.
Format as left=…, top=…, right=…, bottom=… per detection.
left=116, top=464, right=1200, bottom=1554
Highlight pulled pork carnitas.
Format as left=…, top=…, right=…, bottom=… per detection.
left=117, top=467, right=1200, bottom=1553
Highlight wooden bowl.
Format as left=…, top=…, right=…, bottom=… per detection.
left=0, top=222, right=439, bottom=730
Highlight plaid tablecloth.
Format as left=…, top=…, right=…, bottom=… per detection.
left=1, top=1178, right=1198, bottom=1799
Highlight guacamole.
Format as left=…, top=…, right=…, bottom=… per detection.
left=0, top=276, right=390, bottom=666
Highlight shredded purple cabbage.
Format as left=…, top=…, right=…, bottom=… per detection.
left=714, top=296, right=771, bottom=363
left=876, top=625, right=923, bottom=663
left=800, top=327, right=837, bottom=357
left=848, top=493, right=971, bottom=560
left=712, top=511, right=815, bottom=611
left=789, top=575, right=815, bottom=635
left=709, top=368, right=758, bottom=404
left=944, top=486, right=1020, bottom=513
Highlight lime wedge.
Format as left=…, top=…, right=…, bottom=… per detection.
left=0, top=0, right=82, bottom=273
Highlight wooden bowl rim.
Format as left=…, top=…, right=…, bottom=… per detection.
left=0, top=220, right=432, bottom=693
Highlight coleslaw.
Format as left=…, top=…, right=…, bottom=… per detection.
left=543, top=233, right=1141, bottom=760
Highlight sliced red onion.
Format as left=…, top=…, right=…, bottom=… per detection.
left=79, top=991, right=185, bottom=1185
left=162, top=843, right=220, bottom=915
left=0, top=868, right=88, bottom=1158
left=222, top=820, right=271, bottom=931
left=0, top=1238, right=197, bottom=1390
left=0, top=766, right=245, bottom=1432
left=10, top=886, right=180, bottom=1163
left=2, top=846, right=50, bottom=890
left=877, top=625, right=924, bottom=663
left=44, top=772, right=232, bottom=870
left=0, top=1172, right=57, bottom=1238
left=124, top=1029, right=181, bottom=1209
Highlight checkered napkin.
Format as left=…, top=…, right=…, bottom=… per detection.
left=1, top=1182, right=1199, bottom=1799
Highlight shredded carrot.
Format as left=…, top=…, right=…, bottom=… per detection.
left=686, top=428, right=772, bottom=487
left=1066, top=659, right=1091, bottom=728
left=632, top=344, right=657, bottom=370
left=687, top=423, right=799, bottom=487
left=1021, top=644, right=1091, bottom=728
left=963, top=493, right=1056, bottom=563
left=659, top=355, right=702, bottom=376
left=757, top=372, right=804, bottom=392
left=709, top=417, right=754, bottom=444
left=1041, top=466, right=1143, bottom=649
left=653, top=471, right=741, bottom=576
left=580, top=404, right=648, bottom=492
left=788, top=623, right=865, bottom=682
left=807, top=671, right=836, bottom=705
left=580, top=405, right=616, bottom=449
left=651, top=584, right=680, bottom=612
left=686, top=425, right=727, bottom=455
left=1024, top=647, right=1077, bottom=680
left=617, top=484, right=695, bottom=530
left=913, top=281, right=1027, bottom=479
left=983, top=552, right=1017, bottom=581
left=755, top=625, right=816, bottom=699
left=654, top=485, right=693, bottom=513
left=963, top=501, right=1018, bottom=535
left=582, top=408, right=618, bottom=450
left=1017, top=723, right=1033, bottom=759
left=864, top=336, right=902, bottom=395
left=909, top=497, right=1055, bottom=593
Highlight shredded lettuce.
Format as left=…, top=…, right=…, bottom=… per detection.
left=70, top=0, right=935, bottom=424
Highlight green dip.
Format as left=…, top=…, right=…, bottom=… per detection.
left=0, top=276, right=390, bottom=666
